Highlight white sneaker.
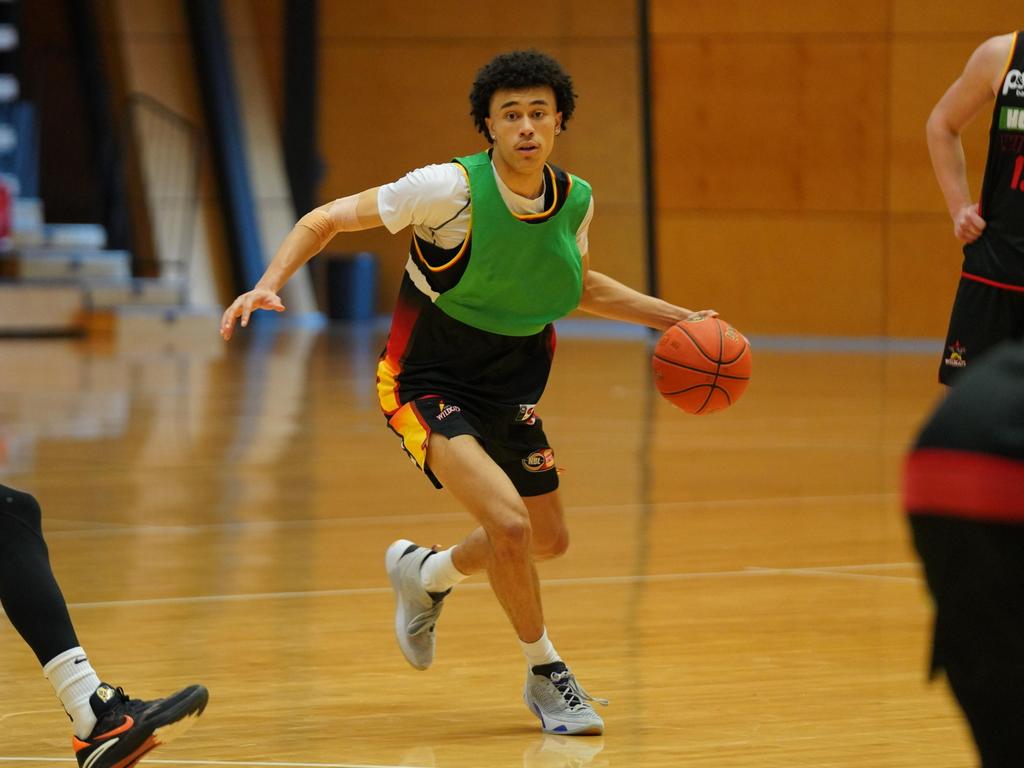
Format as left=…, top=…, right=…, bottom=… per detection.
left=385, top=539, right=449, bottom=670
left=524, top=662, right=608, bottom=735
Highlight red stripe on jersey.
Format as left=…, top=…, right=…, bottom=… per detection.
left=384, top=291, right=420, bottom=363
left=904, top=448, right=1024, bottom=521
left=961, top=272, right=1024, bottom=293
left=377, top=292, right=423, bottom=414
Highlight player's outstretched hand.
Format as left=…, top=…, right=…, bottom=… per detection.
left=220, top=288, right=286, bottom=340
left=686, top=309, right=719, bottom=321
left=954, top=202, right=986, bottom=243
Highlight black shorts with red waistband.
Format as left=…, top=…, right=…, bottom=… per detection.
left=939, top=237, right=1024, bottom=386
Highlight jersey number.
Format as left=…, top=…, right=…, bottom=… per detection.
left=1013, top=155, right=1024, bottom=191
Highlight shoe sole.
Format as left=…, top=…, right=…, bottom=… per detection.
left=525, top=695, right=604, bottom=736
left=385, top=539, right=432, bottom=671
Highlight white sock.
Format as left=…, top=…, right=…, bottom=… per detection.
left=43, top=647, right=102, bottom=739
left=520, top=628, right=561, bottom=669
left=419, top=547, right=468, bottom=593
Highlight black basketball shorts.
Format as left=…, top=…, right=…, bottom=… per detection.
left=384, top=395, right=559, bottom=497
left=939, top=275, right=1024, bottom=385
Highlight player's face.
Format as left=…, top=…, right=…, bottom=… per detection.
left=485, top=86, right=562, bottom=196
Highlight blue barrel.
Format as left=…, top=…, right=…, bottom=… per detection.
left=326, top=251, right=378, bottom=321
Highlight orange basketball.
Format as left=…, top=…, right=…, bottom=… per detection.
left=652, top=315, right=752, bottom=414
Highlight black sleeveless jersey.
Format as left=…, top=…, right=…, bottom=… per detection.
left=966, top=31, right=1024, bottom=286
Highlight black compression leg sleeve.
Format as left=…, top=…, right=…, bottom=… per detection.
left=0, top=485, right=80, bottom=665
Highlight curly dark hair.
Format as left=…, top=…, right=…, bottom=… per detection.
left=469, top=50, right=577, bottom=143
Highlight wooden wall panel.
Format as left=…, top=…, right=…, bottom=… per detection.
left=885, top=216, right=962, bottom=338
left=320, top=4, right=572, bottom=40
left=650, top=0, right=889, bottom=36
left=317, top=5, right=645, bottom=308
left=653, top=39, right=886, bottom=213
left=657, top=214, right=885, bottom=336
left=316, top=1, right=625, bottom=44
left=586, top=206, right=647, bottom=289
left=888, top=40, right=991, bottom=214
left=245, top=0, right=285, bottom=123
left=892, top=2, right=1022, bottom=34
left=559, top=43, right=644, bottom=207
left=651, top=0, right=1020, bottom=337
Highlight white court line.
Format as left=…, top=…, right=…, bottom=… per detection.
left=44, top=492, right=901, bottom=539
left=0, top=761, right=421, bottom=768
left=747, top=565, right=920, bottom=584
left=60, top=561, right=921, bottom=611
left=0, top=710, right=52, bottom=724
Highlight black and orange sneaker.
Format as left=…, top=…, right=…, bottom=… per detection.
left=73, top=682, right=209, bottom=768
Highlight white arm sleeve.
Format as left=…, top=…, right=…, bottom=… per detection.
left=377, top=164, right=469, bottom=234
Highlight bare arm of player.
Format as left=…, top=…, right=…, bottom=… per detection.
left=220, top=188, right=384, bottom=340
left=577, top=254, right=716, bottom=332
left=926, top=34, right=1013, bottom=244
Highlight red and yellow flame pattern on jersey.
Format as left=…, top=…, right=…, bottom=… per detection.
left=385, top=400, right=430, bottom=469
left=376, top=291, right=430, bottom=469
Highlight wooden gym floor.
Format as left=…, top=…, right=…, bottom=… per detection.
left=0, top=322, right=976, bottom=767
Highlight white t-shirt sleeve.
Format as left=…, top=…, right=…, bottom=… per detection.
left=576, top=195, right=594, bottom=257
left=377, top=164, right=469, bottom=235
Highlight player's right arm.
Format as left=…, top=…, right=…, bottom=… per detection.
left=926, top=34, right=1013, bottom=244
left=220, top=188, right=383, bottom=340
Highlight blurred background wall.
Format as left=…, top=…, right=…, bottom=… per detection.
left=4, top=1, right=1020, bottom=339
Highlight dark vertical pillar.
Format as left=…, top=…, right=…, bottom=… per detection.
left=284, top=0, right=319, bottom=217
left=65, top=0, right=131, bottom=252
left=638, top=0, right=659, bottom=297
left=184, top=0, right=264, bottom=292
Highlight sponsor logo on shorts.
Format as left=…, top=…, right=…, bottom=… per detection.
left=943, top=341, right=967, bottom=369
left=1003, top=69, right=1024, bottom=98
left=435, top=400, right=461, bottom=421
left=522, top=448, right=555, bottom=473
left=515, top=403, right=537, bottom=423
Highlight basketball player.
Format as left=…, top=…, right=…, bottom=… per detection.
left=904, top=339, right=1024, bottom=766
left=928, top=31, right=1024, bottom=384
left=220, top=49, right=714, bottom=735
left=1, top=483, right=209, bottom=767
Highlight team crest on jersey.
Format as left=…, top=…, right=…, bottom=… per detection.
left=943, top=341, right=967, bottom=369
left=522, top=448, right=555, bottom=473
left=1003, top=69, right=1024, bottom=98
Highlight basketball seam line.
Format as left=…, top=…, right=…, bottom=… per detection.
left=652, top=354, right=750, bottom=380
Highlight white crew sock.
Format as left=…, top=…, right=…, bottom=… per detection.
left=520, top=628, right=561, bottom=669
left=419, top=546, right=468, bottom=593
left=43, top=647, right=102, bottom=738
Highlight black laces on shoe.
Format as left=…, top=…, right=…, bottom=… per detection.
left=548, top=669, right=608, bottom=710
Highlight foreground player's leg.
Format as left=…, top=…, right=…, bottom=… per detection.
left=1, top=485, right=209, bottom=766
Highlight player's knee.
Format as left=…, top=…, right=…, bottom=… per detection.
left=489, top=511, right=533, bottom=557
left=533, top=526, right=570, bottom=561
left=0, top=485, right=43, bottom=537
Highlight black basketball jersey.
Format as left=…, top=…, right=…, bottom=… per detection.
left=967, top=32, right=1024, bottom=285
